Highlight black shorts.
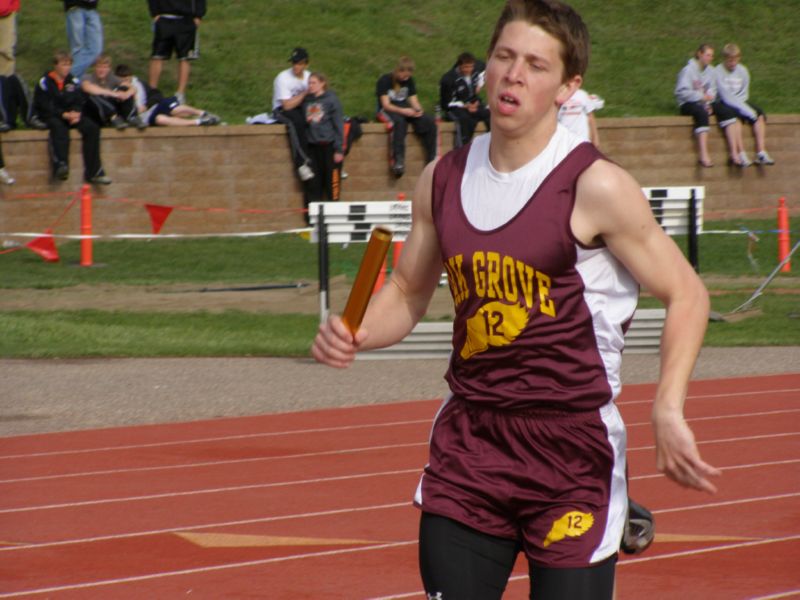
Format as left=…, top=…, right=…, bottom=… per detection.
left=711, top=100, right=738, bottom=129
left=151, top=16, right=199, bottom=61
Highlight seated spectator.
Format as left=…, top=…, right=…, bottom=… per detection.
left=674, top=44, right=743, bottom=168
left=33, top=50, right=111, bottom=184
left=0, top=73, right=47, bottom=131
left=439, top=52, right=490, bottom=148
left=301, top=71, right=344, bottom=223
left=715, top=43, right=775, bottom=166
left=81, top=54, right=145, bottom=130
left=272, top=47, right=314, bottom=182
left=558, top=88, right=604, bottom=146
left=376, top=56, right=437, bottom=177
left=144, top=96, right=220, bottom=127
left=114, top=64, right=219, bottom=127
left=0, top=137, right=13, bottom=184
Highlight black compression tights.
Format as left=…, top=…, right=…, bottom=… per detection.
left=419, top=512, right=617, bottom=600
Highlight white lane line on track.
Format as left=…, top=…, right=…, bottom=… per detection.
left=3, top=407, right=797, bottom=466
left=616, top=386, right=800, bottom=407
left=0, top=442, right=429, bottom=484
left=0, top=539, right=420, bottom=598
left=4, top=530, right=800, bottom=598
left=2, top=492, right=798, bottom=554
left=626, top=408, right=800, bottom=428
left=2, top=385, right=797, bottom=461
left=750, top=591, right=800, bottom=599
left=0, top=501, right=411, bottom=552
left=630, top=458, right=800, bottom=481
left=3, top=430, right=798, bottom=485
left=0, top=418, right=434, bottom=460
left=2, top=458, right=798, bottom=515
left=0, top=468, right=421, bottom=514
left=365, top=534, right=800, bottom=600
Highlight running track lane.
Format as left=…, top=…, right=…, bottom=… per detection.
left=0, top=374, right=798, bottom=599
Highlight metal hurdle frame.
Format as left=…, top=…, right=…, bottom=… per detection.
left=309, top=188, right=704, bottom=357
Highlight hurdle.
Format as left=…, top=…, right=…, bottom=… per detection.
left=309, top=190, right=707, bottom=357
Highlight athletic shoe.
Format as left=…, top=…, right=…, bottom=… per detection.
left=392, top=160, right=405, bottom=177
left=54, top=162, right=69, bottom=181
left=738, top=151, right=752, bottom=167
left=621, top=498, right=655, bottom=555
left=111, top=115, right=129, bottom=130
left=756, top=151, right=775, bottom=165
left=0, top=168, right=15, bottom=185
left=175, top=92, right=186, bottom=105
left=0, top=120, right=9, bottom=133
left=27, top=115, right=48, bottom=130
left=341, top=169, right=349, bottom=179
left=129, top=115, right=148, bottom=130
left=297, top=163, right=314, bottom=181
left=198, top=112, right=221, bottom=126
left=88, top=174, right=112, bottom=185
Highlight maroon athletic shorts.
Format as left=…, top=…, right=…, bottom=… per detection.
left=414, top=394, right=628, bottom=568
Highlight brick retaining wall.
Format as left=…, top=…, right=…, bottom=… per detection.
left=1, top=115, right=797, bottom=237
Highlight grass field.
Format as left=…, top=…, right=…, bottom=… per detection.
left=15, top=0, right=800, bottom=122
left=1, top=220, right=798, bottom=358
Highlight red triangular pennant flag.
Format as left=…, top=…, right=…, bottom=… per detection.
left=145, top=204, right=174, bottom=234
left=26, top=230, right=60, bottom=262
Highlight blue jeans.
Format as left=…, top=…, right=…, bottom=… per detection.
left=65, top=8, right=103, bottom=79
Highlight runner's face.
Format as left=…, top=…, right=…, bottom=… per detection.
left=486, top=21, right=579, bottom=135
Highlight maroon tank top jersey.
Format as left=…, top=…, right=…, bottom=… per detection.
left=431, top=141, right=638, bottom=412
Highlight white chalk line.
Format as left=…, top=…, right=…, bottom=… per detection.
left=3, top=405, right=797, bottom=463
left=0, top=467, right=421, bottom=514
left=2, top=457, right=798, bottom=515
left=4, top=503, right=800, bottom=598
left=2, top=430, right=797, bottom=486
left=0, top=418, right=433, bottom=460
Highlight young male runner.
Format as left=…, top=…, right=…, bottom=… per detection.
left=312, top=1, right=719, bottom=598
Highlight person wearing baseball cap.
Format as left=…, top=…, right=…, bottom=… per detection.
left=272, top=47, right=314, bottom=183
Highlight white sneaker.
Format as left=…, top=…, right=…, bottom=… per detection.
left=756, top=151, right=775, bottom=165
left=297, top=163, right=314, bottom=181
left=175, top=91, right=186, bottom=105
left=738, top=151, right=752, bottom=167
left=0, top=168, right=15, bottom=185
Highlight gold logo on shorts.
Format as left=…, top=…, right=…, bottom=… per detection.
left=543, top=511, right=594, bottom=548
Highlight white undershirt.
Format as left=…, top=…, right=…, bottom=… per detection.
left=461, top=124, right=583, bottom=231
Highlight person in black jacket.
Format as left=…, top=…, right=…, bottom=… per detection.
left=439, top=52, right=490, bottom=148
left=33, top=50, right=110, bottom=184
left=148, top=0, right=206, bottom=105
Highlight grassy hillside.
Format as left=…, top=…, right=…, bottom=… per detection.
left=15, top=1, right=800, bottom=123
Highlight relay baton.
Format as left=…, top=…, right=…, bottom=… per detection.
left=341, top=226, right=393, bottom=334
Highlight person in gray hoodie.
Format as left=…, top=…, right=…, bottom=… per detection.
left=715, top=43, right=775, bottom=165
left=674, top=44, right=741, bottom=167
left=301, top=71, right=344, bottom=222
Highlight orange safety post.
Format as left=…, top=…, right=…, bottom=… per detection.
left=80, top=184, right=93, bottom=267
left=777, top=196, right=791, bottom=273
left=372, top=257, right=387, bottom=294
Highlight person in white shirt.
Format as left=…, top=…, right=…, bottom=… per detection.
left=272, top=47, right=313, bottom=181
left=557, top=87, right=603, bottom=145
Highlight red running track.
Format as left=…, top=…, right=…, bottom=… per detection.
left=0, top=374, right=798, bottom=599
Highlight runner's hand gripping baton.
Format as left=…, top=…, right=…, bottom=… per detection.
left=341, top=226, right=393, bottom=335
